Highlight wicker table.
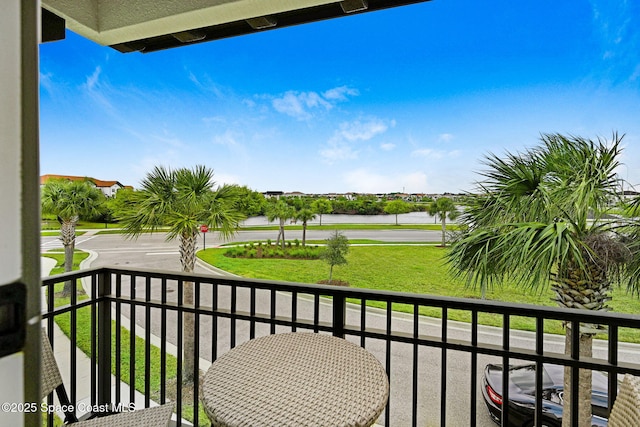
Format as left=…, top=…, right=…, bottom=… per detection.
left=201, top=332, right=389, bottom=427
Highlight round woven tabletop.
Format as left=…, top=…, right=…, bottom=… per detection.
left=201, top=332, right=389, bottom=427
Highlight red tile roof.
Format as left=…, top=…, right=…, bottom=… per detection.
left=40, top=174, right=125, bottom=188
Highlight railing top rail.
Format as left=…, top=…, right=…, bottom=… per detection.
left=42, top=266, right=640, bottom=327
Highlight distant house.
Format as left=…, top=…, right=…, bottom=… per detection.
left=263, top=191, right=284, bottom=199
left=40, top=174, right=127, bottom=197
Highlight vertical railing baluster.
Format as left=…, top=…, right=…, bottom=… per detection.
left=70, top=274, right=77, bottom=416
left=230, top=285, right=237, bottom=348
left=385, top=301, right=392, bottom=427
left=193, top=281, right=200, bottom=427
left=360, top=299, right=367, bottom=348
left=313, top=294, right=320, bottom=333
left=250, top=287, right=256, bottom=339
left=115, top=274, right=122, bottom=405
left=412, top=304, right=419, bottom=427
left=90, top=273, right=97, bottom=407
left=144, top=275, right=151, bottom=408
left=129, top=274, right=136, bottom=405
left=608, top=324, right=619, bottom=413
left=176, top=279, right=183, bottom=426
left=535, top=317, right=544, bottom=426
left=270, top=289, right=276, bottom=335
left=212, top=282, right=218, bottom=361
left=332, top=293, right=346, bottom=338
left=160, top=278, right=167, bottom=404
left=502, top=314, right=510, bottom=427
left=440, top=307, right=447, bottom=427
left=470, top=310, right=478, bottom=427
left=291, top=290, right=298, bottom=332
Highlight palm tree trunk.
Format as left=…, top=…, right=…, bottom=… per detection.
left=279, top=218, right=286, bottom=249
left=561, top=326, right=593, bottom=427
left=60, top=219, right=77, bottom=296
left=554, top=264, right=606, bottom=427
left=180, top=231, right=197, bottom=385
left=302, top=222, right=307, bottom=246
left=441, top=216, right=446, bottom=247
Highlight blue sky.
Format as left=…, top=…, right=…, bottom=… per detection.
left=39, top=0, right=640, bottom=194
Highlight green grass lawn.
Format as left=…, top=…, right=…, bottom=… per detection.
left=223, top=239, right=439, bottom=246
left=197, top=245, right=640, bottom=342
left=239, top=223, right=457, bottom=231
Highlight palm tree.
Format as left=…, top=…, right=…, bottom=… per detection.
left=266, top=200, right=295, bottom=249
left=119, top=165, right=244, bottom=384
left=295, top=208, right=316, bottom=246
left=447, top=133, right=639, bottom=427
left=41, top=179, right=104, bottom=295
left=427, top=197, right=459, bottom=246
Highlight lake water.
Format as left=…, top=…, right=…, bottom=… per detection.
left=241, top=212, right=442, bottom=226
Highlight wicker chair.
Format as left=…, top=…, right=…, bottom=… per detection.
left=608, top=374, right=640, bottom=427
left=41, top=329, right=174, bottom=426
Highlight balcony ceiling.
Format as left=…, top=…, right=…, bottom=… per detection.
left=41, top=0, right=430, bottom=53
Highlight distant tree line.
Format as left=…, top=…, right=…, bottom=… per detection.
left=68, top=189, right=439, bottom=224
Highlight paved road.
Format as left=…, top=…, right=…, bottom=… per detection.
left=41, top=230, right=638, bottom=427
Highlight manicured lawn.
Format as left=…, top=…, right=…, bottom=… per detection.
left=197, top=245, right=640, bottom=342
left=239, top=223, right=457, bottom=231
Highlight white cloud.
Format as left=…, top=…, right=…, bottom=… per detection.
left=320, top=118, right=395, bottom=163
left=85, top=66, right=101, bottom=91
left=320, top=117, right=393, bottom=163
left=323, top=86, right=359, bottom=101
left=380, top=143, right=396, bottom=151
left=271, top=86, right=359, bottom=120
left=339, top=119, right=390, bottom=141
left=344, top=169, right=428, bottom=193
left=272, top=91, right=331, bottom=120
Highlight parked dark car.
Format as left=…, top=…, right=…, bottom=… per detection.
left=482, top=363, right=611, bottom=427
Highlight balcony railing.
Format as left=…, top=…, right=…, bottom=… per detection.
left=42, top=266, right=640, bottom=426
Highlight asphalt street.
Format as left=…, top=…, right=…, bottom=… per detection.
left=41, top=229, right=639, bottom=426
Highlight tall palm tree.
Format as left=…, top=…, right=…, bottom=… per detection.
left=447, top=133, right=639, bottom=427
left=119, top=165, right=244, bottom=383
left=427, top=197, right=459, bottom=246
left=266, top=200, right=295, bottom=249
left=41, top=179, right=104, bottom=295
left=295, top=208, right=316, bottom=246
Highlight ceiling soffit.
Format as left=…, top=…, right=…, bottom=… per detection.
left=42, top=0, right=430, bottom=53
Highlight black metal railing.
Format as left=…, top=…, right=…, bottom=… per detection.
left=42, top=267, right=640, bottom=427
